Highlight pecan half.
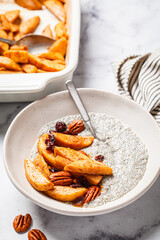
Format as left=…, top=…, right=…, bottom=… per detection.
left=68, top=119, right=84, bottom=135
left=84, top=186, right=101, bottom=204
left=49, top=171, right=73, bottom=186
left=13, top=213, right=32, bottom=233
left=28, top=229, right=47, bottom=240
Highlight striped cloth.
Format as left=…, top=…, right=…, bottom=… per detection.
left=112, top=49, right=160, bottom=126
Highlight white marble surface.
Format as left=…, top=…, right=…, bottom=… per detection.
left=1, top=0, right=160, bottom=239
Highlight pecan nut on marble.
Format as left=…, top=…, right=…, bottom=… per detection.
left=68, top=119, right=84, bottom=135
left=13, top=213, right=32, bottom=233
left=84, top=186, right=101, bottom=204
left=49, top=171, right=73, bottom=186
left=28, top=229, right=47, bottom=240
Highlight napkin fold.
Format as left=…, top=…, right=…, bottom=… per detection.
left=112, top=49, right=160, bottom=126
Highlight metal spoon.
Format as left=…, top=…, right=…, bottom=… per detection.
left=0, top=34, right=54, bottom=54
left=66, top=80, right=97, bottom=139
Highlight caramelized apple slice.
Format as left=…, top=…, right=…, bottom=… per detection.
left=8, top=31, right=14, bottom=41
left=42, top=24, right=53, bottom=38
left=54, top=147, right=103, bottom=185
left=37, top=52, right=64, bottom=61
left=54, top=146, right=91, bottom=161
left=0, top=56, right=21, bottom=71
left=19, top=16, right=40, bottom=35
left=40, top=0, right=66, bottom=22
left=64, top=160, right=113, bottom=175
left=0, top=43, right=9, bottom=55
left=0, top=30, right=9, bottom=55
left=4, top=10, right=20, bottom=23
left=53, top=155, right=72, bottom=170
left=28, top=54, right=65, bottom=71
left=38, top=138, right=102, bottom=185
left=24, top=158, right=54, bottom=191
left=4, top=50, right=28, bottom=63
left=22, top=64, right=37, bottom=73
left=10, top=45, right=28, bottom=51
left=15, top=0, right=42, bottom=10
left=45, top=186, right=87, bottom=202
left=54, top=133, right=94, bottom=150
left=1, top=14, right=19, bottom=32
left=49, top=37, right=67, bottom=56
left=38, top=134, right=56, bottom=166
left=0, top=30, right=8, bottom=39
left=54, top=21, right=68, bottom=39
left=38, top=134, right=71, bottom=168
left=53, top=155, right=102, bottom=185
left=33, top=154, right=50, bottom=177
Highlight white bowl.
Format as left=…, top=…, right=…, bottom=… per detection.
left=3, top=89, right=160, bottom=216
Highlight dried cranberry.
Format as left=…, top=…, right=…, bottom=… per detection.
left=45, top=138, right=50, bottom=146
left=72, top=196, right=85, bottom=207
left=76, top=176, right=90, bottom=188
left=46, top=146, right=52, bottom=151
left=55, top=122, right=67, bottom=133
left=49, top=167, right=59, bottom=173
left=95, top=155, right=104, bottom=162
left=45, top=133, right=55, bottom=153
left=48, top=134, right=56, bottom=143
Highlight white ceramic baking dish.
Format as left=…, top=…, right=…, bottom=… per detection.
left=0, top=0, right=80, bottom=102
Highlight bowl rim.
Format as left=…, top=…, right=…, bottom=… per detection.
left=3, top=88, right=160, bottom=216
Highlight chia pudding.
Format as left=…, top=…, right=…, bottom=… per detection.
left=31, top=112, right=148, bottom=208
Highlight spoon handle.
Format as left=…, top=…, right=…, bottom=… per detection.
left=0, top=37, right=16, bottom=45
left=66, top=80, right=97, bottom=138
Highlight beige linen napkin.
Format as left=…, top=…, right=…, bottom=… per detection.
left=112, top=49, right=160, bottom=125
